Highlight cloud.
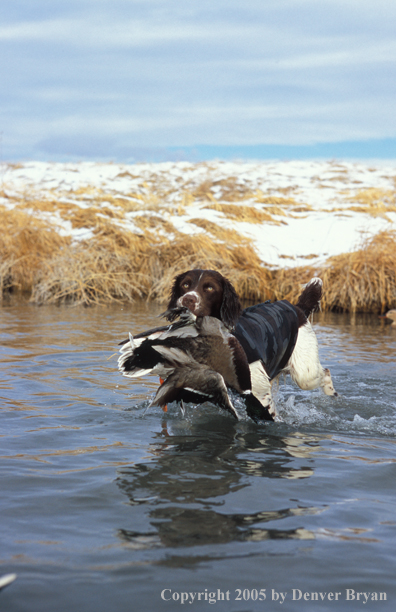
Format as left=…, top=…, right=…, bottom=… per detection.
left=1, top=0, right=396, bottom=160
left=0, top=18, right=244, bottom=47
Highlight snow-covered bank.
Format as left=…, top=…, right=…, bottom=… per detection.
left=1, top=159, right=395, bottom=310
left=2, top=159, right=395, bottom=267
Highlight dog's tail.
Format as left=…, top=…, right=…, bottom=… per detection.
left=295, top=278, right=323, bottom=317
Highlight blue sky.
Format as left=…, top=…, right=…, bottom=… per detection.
left=1, top=0, right=395, bottom=162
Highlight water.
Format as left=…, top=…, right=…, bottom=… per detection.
left=1, top=299, right=396, bottom=611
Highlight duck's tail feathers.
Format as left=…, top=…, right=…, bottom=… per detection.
left=117, top=333, right=153, bottom=378
left=118, top=333, right=134, bottom=370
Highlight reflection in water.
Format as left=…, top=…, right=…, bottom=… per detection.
left=118, top=510, right=316, bottom=549
left=116, top=419, right=326, bottom=551
left=315, top=311, right=396, bottom=364
left=2, top=300, right=396, bottom=610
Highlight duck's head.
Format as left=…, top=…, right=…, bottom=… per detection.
left=385, top=310, right=396, bottom=325
left=379, top=309, right=396, bottom=325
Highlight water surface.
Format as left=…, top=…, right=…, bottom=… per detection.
left=1, top=300, right=396, bottom=611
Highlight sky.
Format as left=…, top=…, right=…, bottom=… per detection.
left=1, top=0, right=396, bottom=162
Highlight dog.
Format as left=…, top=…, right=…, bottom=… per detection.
left=167, top=269, right=337, bottom=417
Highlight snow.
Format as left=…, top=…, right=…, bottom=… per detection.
left=1, top=159, right=395, bottom=267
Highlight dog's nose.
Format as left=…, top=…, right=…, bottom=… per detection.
left=181, top=294, right=198, bottom=310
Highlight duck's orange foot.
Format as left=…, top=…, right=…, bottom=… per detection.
left=159, top=377, right=167, bottom=412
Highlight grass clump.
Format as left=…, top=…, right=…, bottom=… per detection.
left=203, top=202, right=284, bottom=225
left=31, top=232, right=152, bottom=305
left=146, top=232, right=273, bottom=305
left=188, top=218, right=253, bottom=245
left=0, top=206, right=70, bottom=298
left=190, top=176, right=253, bottom=202
left=24, top=222, right=272, bottom=306
left=345, top=188, right=396, bottom=221
left=268, top=230, right=396, bottom=313
left=317, top=230, right=396, bottom=313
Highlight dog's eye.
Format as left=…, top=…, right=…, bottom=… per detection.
left=181, top=281, right=190, bottom=289
left=205, top=285, right=215, bottom=292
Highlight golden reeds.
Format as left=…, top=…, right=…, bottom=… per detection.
left=0, top=206, right=70, bottom=298
left=26, top=226, right=272, bottom=306
left=145, top=232, right=272, bottom=304
left=2, top=163, right=396, bottom=313
left=344, top=188, right=396, bottom=221
left=188, top=218, right=252, bottom=245
left=203, top=202, right=284, bottom=225
left=266, top=230, right=396, bottom=313
left=31, top=240, right=147, bottom=305
left=190, top=176, right=253, bottom=202
left=2, top=198, right=396, bottom=312
left=317, top=230, right=396, bottom=313
left=254, top=193, right=300, bottom=206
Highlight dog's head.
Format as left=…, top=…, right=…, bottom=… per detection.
left=167, top=269, right=242, bottom=330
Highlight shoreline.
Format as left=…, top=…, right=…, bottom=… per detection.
left=1, top=160, right=395, bottom=313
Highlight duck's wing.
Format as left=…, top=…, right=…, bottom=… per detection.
left=118, top=308, right=197, bottom=347
left=118, top=312, right=199, bottom=379
left=151, top=366, right=240, bottom=420
left=118, top=333, right=169, bottom=378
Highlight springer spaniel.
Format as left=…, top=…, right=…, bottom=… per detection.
left=167, top=269, right=337, bottom=417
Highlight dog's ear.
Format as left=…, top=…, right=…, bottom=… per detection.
left=220, top=277, right=242, bottom=330
left=167, top=272, right=187, bottom=310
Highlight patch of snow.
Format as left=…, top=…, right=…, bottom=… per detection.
left=1, top=160, right=395, bottom=268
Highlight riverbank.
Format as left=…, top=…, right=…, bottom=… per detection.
left=1, top=159, right=395, bottom=312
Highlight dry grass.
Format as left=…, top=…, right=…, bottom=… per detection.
left=2, top=165, right=396, bottom=313
left=268, top=230, right=396, bottom=313
left=351, top=188, right=395, bottom=206
left=188, top=218, right=253, bottom=245
left=2, top=200, right=396, bottom=312
left=147, top=232, right=273, bottom=304
left=268, top=265, right=316, bottom=304
left=254, top=193, right=300, bottom=206
left=254, top=193, right=314, bottom=217
left=0, top=206, right=70, bottom=298
left=343, top=188, right=396, bottom=221
left=203, top=202, right=285, bottom=225
left=8, top=215, right=271, bottom=306
left=132, top=215, right=177, bottom=234
left=317, top=230, right=396, bottom=313
left=190, top=176, right=253, bottom=202
left=31, top=240, right=149, bottom=305
left=320, top=186, right=396, bottom=221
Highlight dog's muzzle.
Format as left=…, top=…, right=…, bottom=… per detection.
left=178, top=292, right=200, bottom=313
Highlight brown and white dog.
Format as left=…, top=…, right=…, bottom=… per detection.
left=167, top=269, right=337, bottom=417
left=167, top=269, right=242, bottom=330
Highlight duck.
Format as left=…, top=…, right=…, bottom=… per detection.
left=383, top=310, right=396, bottom=326
left=118, top=308, right=273, bottom=422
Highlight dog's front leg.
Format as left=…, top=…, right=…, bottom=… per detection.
left=249, top=360, right=277, bottom=418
